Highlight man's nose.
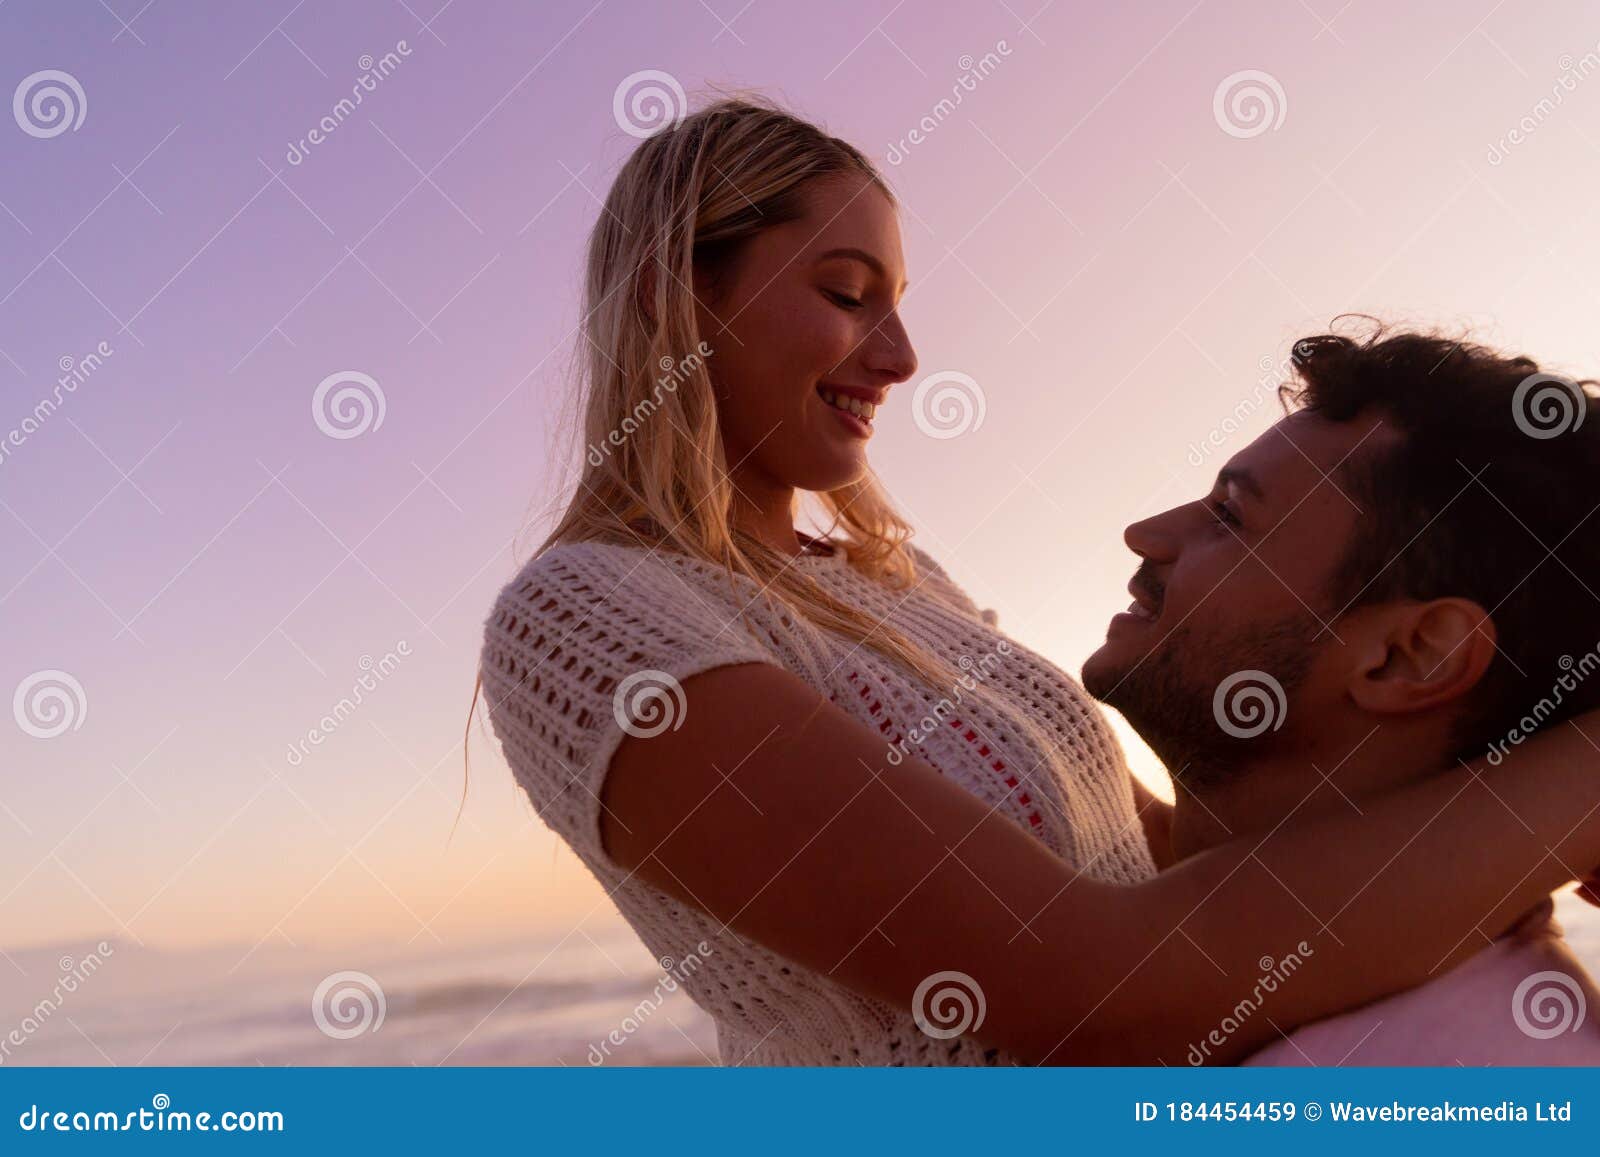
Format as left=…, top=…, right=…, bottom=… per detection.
left=1124, top=508, right=1182, bottom=561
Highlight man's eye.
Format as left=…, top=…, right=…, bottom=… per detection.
left=825, top=290, right=864, bottom=310
left=1210, top=499, right=1241, bottom=528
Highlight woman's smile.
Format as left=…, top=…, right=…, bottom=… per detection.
left=816, top=383, right=885, bottom=439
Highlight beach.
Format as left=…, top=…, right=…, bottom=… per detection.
left=5, top=894, right=1597, bottom=1068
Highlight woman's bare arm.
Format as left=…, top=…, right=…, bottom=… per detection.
left=601, top=662, right=1600, bottom=1065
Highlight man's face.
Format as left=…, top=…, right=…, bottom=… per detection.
left=1082, top=409, right=1400, bottom=777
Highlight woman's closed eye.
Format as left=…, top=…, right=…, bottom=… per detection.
left=824, top=289, right=865, bottom=311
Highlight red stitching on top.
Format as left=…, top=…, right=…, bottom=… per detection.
left=844, top=672, right=1043, bottom=828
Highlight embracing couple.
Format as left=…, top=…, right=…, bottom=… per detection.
left=477, top=95, right=1600, bottom=1066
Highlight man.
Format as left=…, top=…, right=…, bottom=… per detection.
left=1081, top=326, right=1600, bottom=1064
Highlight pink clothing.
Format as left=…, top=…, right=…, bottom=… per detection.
left=1246, top=899, right=1600, bottom=1065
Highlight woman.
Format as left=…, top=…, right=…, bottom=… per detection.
left=475, top=96, right=1600, bottom=1065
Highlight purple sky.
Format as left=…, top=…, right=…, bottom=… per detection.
left=5, top=0, right=1600, bottom=963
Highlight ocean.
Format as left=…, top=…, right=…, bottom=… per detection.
left=5, top=897, right=1598, bottom=1067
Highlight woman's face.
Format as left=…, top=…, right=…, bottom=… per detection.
left=694, top=175, right=917, bottom=497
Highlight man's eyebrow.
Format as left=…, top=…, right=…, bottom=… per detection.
left=1216, top=466, right=1264, bottom=498
left=814, top=247, right=909, bottom=293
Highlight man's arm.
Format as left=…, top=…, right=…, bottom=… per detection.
left=602, top=663, right=1600, bottom=1065
left=1130, top=774, right=1176, bottom=870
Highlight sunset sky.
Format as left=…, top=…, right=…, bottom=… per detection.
left=6, top=0, right=1600, bottom=963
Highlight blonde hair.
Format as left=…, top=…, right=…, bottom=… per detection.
left=463, top=96, right=985, bottom=815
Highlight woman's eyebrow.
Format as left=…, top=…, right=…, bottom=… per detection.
left=814, top=247, right=909, bottom=294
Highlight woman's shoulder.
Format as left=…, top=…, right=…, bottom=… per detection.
left=478, top=538, right=782, bottom=868
left=496, top=538, right=727, bottom=606
left=484, top=537, right=770, bottom=656
left=509, top=536, right=671, bottom=581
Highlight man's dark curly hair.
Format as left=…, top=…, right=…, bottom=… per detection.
left=1277, top=320, right=1600, bottom=759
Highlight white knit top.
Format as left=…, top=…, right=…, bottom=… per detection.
left=478, top=537, right=1157, bottom=1065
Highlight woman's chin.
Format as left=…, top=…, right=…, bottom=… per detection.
left=792, top=455, right=871, bottom=494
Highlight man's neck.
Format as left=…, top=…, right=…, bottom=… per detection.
left=1168, top=729, right=1442, bottom=860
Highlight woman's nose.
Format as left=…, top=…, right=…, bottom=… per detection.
left=868, top=311, right=917, bottom=383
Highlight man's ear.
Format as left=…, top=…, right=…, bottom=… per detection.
left=1347, top=599, right=1497, bottom=715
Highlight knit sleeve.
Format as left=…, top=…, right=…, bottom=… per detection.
left=907, top=544, right=1000, bottom=628
left=478, top=541, right=783, bottom=865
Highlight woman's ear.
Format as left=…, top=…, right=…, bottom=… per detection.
left=1348, top=599, right=1497, bottom=715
